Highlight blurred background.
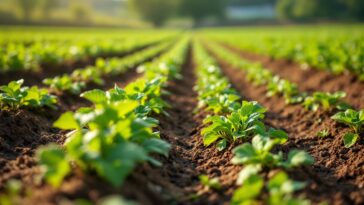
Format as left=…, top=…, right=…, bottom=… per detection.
left=0, top=0, right=363, bottom=28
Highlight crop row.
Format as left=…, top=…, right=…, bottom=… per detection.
left=193, top=40, right=314, bottom=204
left=32, top=37, right=189, bottom=191
left=206, top=41, right=364, bottom=148
left=0, top=39, right=173, bottom=111
left=0, top=34, right=173, bottom=73
left=202, top=28, right=364, bottom=79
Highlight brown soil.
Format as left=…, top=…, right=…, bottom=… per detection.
left=208, top=47, right=364, bottom=205
left=153, top=48, right=240, bottom=205
left=222, top=44, right=364, bottom=109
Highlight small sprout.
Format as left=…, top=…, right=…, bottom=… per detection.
left=199, top=175, right=221, bottom=190
left=317, top=129, right=329, bottom=138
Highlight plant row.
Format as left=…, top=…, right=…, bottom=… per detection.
left=35, top=37, right=190, bottom=189
left=201, top=28, right=364, bottom=79
left=0, top=40, right=172, bottom=111
left=206, top=41, right=363, bottom=148
left=0, top=34, right=172, bottom=73
left=193, top=40, right=314, bottom=204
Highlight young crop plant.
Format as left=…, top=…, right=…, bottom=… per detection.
left=43, top=75, right=85, bottom=94
left=267, top=76, right=304, bottom=104
left=37, top=37, right=189, bottom=188
left=201, top=101, right=267, bottom=151
left=303, top=91, right=349, bottom=111
left=0, top=79, right=57, bottom=110
left=232, top=135, right=314, bottom=169
left=331, top=109, right=364, bottom=147
left=231, top=171, right=310, bottom=205
left=71, top=66, right=104, bottom=85
left=38, top=98, right=170, bottom=187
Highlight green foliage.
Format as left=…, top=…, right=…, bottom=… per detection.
left=201, top=101, right=266, bottom=150
left=37, top=37, right=189, bottom=188
left=317, top=129, right=329, bottom=138
left=0, top=79, right=57, bottom=110
left=267, top=76, right=304, bottom=104
left=331, top=109, right=364, bottom=133
left=232, top=171, right=309, bottom=205
left=199, top=175, right=221, bottom=190
left=303, top=91, right=348, bottom=111
left=129, top=0, right=179, bottom=26
left=331, top=108, right=363, bottom=147
left=43, top=75, right=85, bottom=94
left=232, top=135, right=313, bottom=168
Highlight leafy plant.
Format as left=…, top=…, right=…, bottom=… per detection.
left=0, top=79, right=57, bottom=109
left=232, top=135, right=314, bottom=169
left=43, top=75, right=85, bottom=94
left=303, top=91, right=349, bottom=111
left=317, top=129, right=329, bottom=138
left=199, top=175, right=221, bottom=190
left=232, top=171, right=309, bottom=205
left=201, top=101, right=266, bottom=151
left=331, top=109, right=364, bottom=147
left=267, top=76, right=304, bottom=104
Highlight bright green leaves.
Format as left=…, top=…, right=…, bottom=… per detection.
left=332, top=109, right=364, bottom=133
left=303, top=91, right=349, bottom=111
left=201, top=101, right=267, bottom=150
left=37, top=145, right=71, bottom=187
left=93, top=142, right=148, bottom=187
left=54, top=112, right=80, bottom=130
left=81, top=89, right=108, bottom=104
left=231, top=174, right=264, bottom=205
left=280, top=150, right=314, bottom=169
left=36, top=38, right=190, bottom=189
left=0, top=79, right=57, bottom=110
left=267, top=172, right=309, bottom=205
left=232, top=135, right=313, bottom=168
left=331, top=108, right=364, bottom=147
left=43, top=75, right=85, bottom=94
left=342, top=133, right=359, bottom=148
left=232, top=171, right=309, bottom=205
left=199, top=175, right=221, bottom=190
left=267, top=76, right=304, bottom=104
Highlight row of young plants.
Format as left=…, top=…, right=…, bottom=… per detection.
left=35, top=37, right=190, bottom=189
left=0, top=35, right=172, bottom=73
left=206, top=41, right=363, bottom=148
left=193, top=40, right=314, bottom=204
left=44, top=40, right=173, bottom=95
left=201, top=28, right=364, bottom=79
left=0, top=40, right=172, bottom=111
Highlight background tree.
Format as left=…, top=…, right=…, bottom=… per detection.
left=39, top=0, right=59, bottom=18
left=16, top=0, right=38, bottom=21
left=128, top=0, right=179, bottom=26
left=180, top=0, right=227, bottom=24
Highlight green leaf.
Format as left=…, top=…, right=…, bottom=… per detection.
left=284, top=150, right=314, bottom=168
left=37, top=145, right=70, bottom=187
left=343, top=132, right=359, bottom=148
left=142, top=138, right=171, bottom=157
left=53, top=112, right=79, bottom=130
left=232, top=174, right=264, bottom=204
left=199, top=175, right=221, bottom=190
left=216, top=139, right=227, bottom=151
left=81, top=89, right=107, bottom=104
left=236, top=164, right=262, bottom=185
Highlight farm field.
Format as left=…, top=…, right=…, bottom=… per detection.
left=0, top=25, right=363, bottom=205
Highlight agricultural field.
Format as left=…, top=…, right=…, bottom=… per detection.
left=0, top=25, right=363, bottom=205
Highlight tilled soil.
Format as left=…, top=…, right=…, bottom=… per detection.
left=154, top=49, right=240, bottom=205
left=208, top=47, right=364, bottom=205
left=222, top=44, right=364, bottom=109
